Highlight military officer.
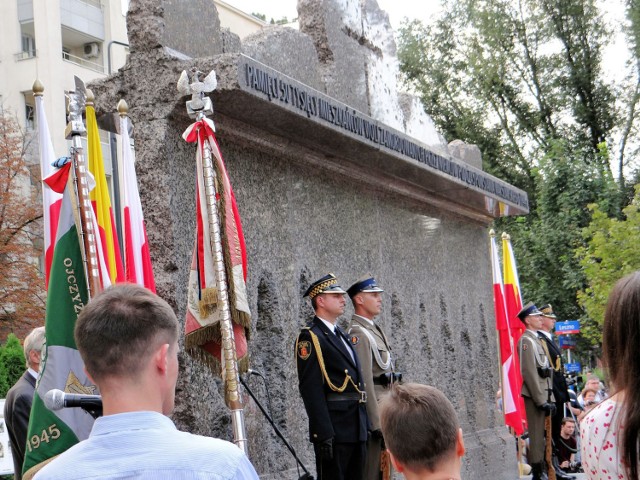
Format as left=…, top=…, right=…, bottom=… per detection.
left=517, top=302, right=556, bottom=480
left=296, top=273, right=369, bottom=480
left=347, top=275, right=398, bottom=480
left=538, top=304, right=575, bottom=480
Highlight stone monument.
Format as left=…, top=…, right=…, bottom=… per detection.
left=90, top=0, right=528, bottom=477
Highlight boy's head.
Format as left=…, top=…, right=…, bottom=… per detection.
left=380, top=383, right=464, bottom=477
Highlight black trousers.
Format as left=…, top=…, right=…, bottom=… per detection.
left=314, top=441, right=366, bottom=480
left=551, top=401, right=564, bottom=443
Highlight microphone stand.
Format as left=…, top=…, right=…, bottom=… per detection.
left=80, top=404, right=103, bottom=419
left=239, top=376, right=313, bottom=480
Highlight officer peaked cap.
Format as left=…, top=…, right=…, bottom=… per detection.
left=347, top=275, right=384, bottom=298
left=517, top=302, right=543, bottom=322
left=539, top=304, right=557, bottom=319
left=303, top=273, right=347, bottom=299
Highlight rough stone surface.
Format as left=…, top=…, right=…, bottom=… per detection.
left=449, top=139, right=483, bottom=170
left=298, top=0, right=370, bottom=113
left=88, top=0, right=521, bottom=477
left=399, top=92, right=450, bottom=154
left=297, top=0, right=447, bottom=150
left=242, top=26, right=324, bottom=91
left=360, top=0, right=404, bottom=130
left=162, top=0, right=223, bottom=57
left=221, top=28, right=242, bottom=54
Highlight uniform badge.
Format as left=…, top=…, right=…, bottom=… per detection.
left=523, top=343, right=528, bottom=351
left=350, top=335, right=359, bottom=345
left=297, top=341, right=312, bottom=360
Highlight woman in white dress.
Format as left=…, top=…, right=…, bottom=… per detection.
left=580, top=271, right=640, bottom=479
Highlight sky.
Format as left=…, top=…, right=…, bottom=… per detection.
left=223, top=0, right=629, bottom=80
left=223, top=0, right=442, bottom=29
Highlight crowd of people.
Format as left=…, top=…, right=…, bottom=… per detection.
left=3, top=269, right=639, bottom=480
left=514, top=270, right=640, bottom=480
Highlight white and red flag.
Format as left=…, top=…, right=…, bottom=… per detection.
left=490, top=233, right=525, bottom=435
left=119, top=115, right=155, bottom=291
left=34, top=92, right=62, bottom=287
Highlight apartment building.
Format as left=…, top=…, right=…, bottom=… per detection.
left=0, top=0, right=129, bottom=160
left=0, top=0, right=266, bottom=161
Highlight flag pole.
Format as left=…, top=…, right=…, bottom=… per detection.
left=181, top=72, right=247, bottom=453
left=117, top=99, right=130, bottom=278
left=65, top=76, right=101, bottom=298
left=489, top=230, right=506, bottom=411
left=32, top=79, right=63, bottom=288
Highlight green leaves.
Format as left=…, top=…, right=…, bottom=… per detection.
left=397, top=0, right=633, bottom=356
left=0, top=333, right=26, bottom=397
left=577, top=185, right=640, bottom=345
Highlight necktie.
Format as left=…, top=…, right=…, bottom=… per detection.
left=335, top=327, right=355, bottom=363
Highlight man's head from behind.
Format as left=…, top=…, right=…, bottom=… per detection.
left=380, top=383, right=464, bottom=478
left=74, top=284, right=179, bottom=412
left=24, top=326, right=46, bottom=371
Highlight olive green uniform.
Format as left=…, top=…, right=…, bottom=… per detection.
left=348, top=314, right=394, bottom=480
left=518, top=329, right=554, bottom=464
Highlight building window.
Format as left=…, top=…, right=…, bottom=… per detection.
left=21, top=34, right=36, bottom=57
left=24, top=97, right=35, bottom=130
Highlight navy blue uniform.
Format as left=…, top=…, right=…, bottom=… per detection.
left=296, top=316, right=369, bottom=480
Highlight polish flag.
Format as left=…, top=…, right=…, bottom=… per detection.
left=120, top=115, right=155, bottom=292
left=34, top=93, right=62, bottom=287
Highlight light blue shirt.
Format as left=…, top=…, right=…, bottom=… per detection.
left=33, top=411, right=259, bottom=479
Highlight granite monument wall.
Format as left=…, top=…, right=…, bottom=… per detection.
left=89, top=0, right=526, bottom=477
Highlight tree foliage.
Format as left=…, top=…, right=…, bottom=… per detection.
left=397, top=0, right=635, bottom=354
left=398, top=0, right=618, bottom=197
left=0, top=333, right=26, bottom=397
left=576, top=185, right=640, bottom=345
left=0, top=111, right=45, bottom=339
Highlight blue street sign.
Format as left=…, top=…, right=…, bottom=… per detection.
left=556, top=320, right=580, bottom=335
left=565, top=362, right=581, bottom=373
left=559, top=335, right=577, bottom=349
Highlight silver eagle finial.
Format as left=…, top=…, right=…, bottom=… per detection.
left=177, top=68, right=216, bottom=119
left=65, top=76, right=87, bottom=138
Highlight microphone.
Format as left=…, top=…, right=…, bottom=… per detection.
left=247, top=369, right=264, bottom=378
left=44, top=389, right=102, bottom=411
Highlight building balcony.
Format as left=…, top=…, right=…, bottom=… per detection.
left=15, top=50, right=37, bottom=61
left=17, top=0, right=105, bottom=40
left=60, top=0, right=105, bottom=41
left=62, top=50, right=105, bottom=73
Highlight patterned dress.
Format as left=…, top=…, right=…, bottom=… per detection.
left=580, top=396, right=632, bottom=479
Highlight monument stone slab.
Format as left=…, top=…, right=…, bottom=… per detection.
left=88, top=0, right=525, bottom=477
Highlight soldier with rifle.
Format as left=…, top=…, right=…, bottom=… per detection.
left=538, top=304, right=575, bottom=480
left=517, top=302, right=556, bottom=480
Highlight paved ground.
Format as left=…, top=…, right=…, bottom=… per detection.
left=519, top=473, right=585, bottom=479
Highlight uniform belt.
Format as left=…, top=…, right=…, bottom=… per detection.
left=326, top=392, right=367, bottom=403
